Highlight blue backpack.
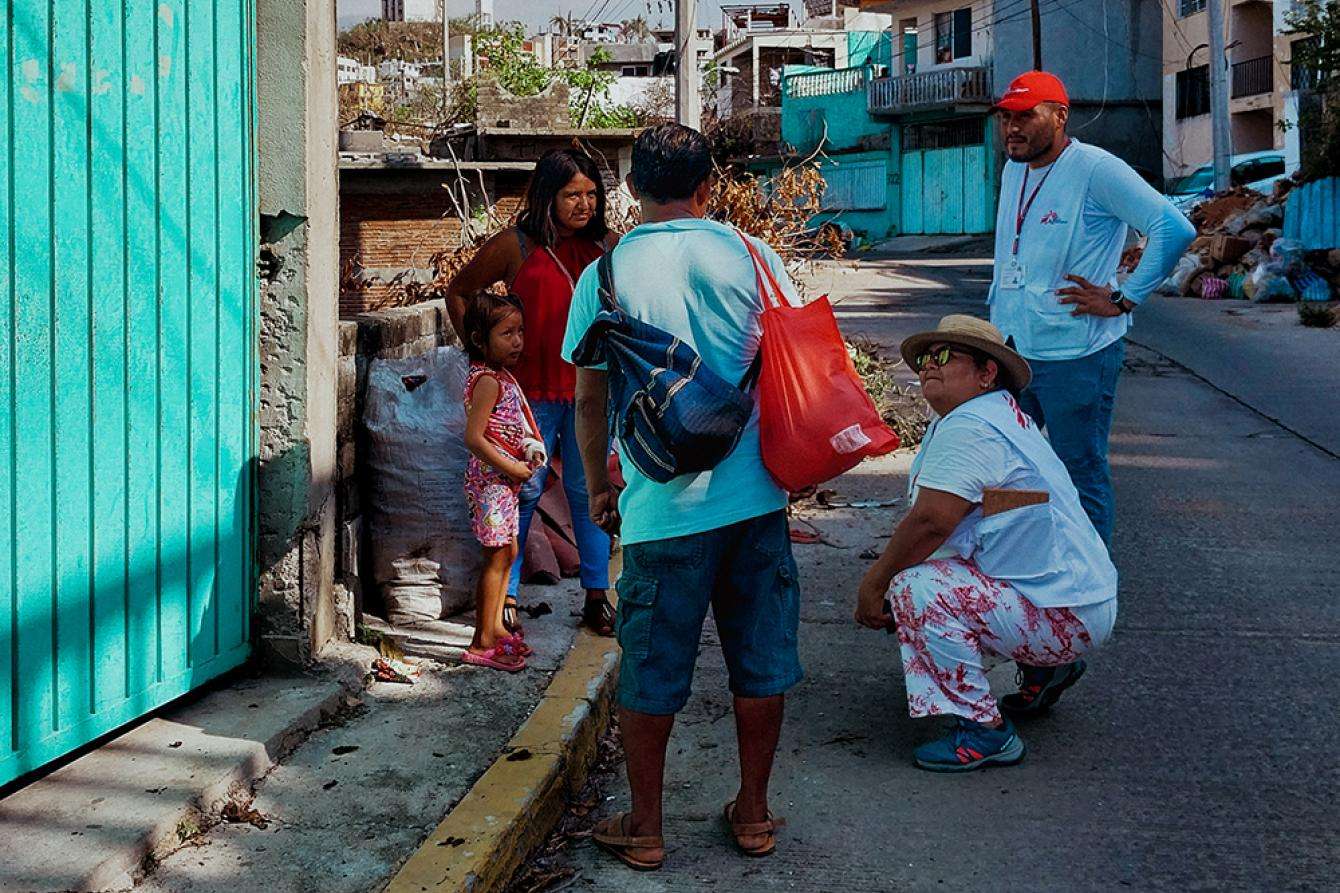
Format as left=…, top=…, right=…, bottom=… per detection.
left=569, top=248, right=760, bottom=484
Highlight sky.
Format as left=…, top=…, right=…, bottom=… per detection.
left=337, top=1, right=798, bottom=31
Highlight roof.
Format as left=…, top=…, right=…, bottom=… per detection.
left=477, top=126, right=643, bottom=139
left=338, top=157, right=536, bottom=172
left=583, top=42, right=659, bottom=65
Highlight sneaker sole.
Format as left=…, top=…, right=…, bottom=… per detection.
left=914, top=736, right=1027, bottom=773
left=1001, top=661, right=1087, bottom=717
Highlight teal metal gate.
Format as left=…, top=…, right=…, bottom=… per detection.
left=899, top=117, right=996, bottom=235
left=1, top=0, right=257, bottom=787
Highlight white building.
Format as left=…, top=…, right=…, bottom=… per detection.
left=381, top=0, right=436, bottom=23
left=378, top=59, right=425, bottom=97
left=337, top=56, right=377, bottom=85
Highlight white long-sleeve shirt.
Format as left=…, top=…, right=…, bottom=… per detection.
left=987, top=139, right=1196, bottom=361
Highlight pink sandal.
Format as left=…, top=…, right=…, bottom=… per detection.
left=507, top=634, right=534, bottom=658
left=461, top=640, right=527, bottom=673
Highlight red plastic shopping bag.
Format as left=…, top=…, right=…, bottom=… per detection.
left=741, top=235, right=899, bottom=491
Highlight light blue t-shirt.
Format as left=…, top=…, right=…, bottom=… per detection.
left=561, top=217, right=797, bottom=546
left=988, top=139, right=1196, bottom=361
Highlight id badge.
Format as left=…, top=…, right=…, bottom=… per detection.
left=1000, top=259, right=1026, bottom=290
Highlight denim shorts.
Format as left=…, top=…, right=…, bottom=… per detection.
left=614, top=511, right=803, bottom=715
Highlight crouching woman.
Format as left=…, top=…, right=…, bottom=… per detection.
left=854, top=315, right=1117, bottom=773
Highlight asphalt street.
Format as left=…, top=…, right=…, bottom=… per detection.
left=561, top=251, right=1340, bottom=891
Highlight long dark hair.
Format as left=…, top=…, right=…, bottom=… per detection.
left=516, top=148, right=609, bottom=248
left=461, top=290, right=524, bottom=363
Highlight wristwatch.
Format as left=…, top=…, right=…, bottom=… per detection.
left=1109, top=289, right=1135, bottom=314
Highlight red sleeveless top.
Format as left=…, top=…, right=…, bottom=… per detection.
left=510, top=234, right=606, bottom=402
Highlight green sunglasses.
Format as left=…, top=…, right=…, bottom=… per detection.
left=912, top=345, right=971, bottom=372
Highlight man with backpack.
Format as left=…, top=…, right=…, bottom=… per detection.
left=563, top=124, right=802, bottom=870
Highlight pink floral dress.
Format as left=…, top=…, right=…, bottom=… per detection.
left=464, top=365, right=537, bottom=548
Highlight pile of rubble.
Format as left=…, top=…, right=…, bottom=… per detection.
left=1158, top=184, right=1339, bottom=304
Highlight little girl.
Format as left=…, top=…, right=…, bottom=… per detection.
left=461, top=291, right=546, bottom=672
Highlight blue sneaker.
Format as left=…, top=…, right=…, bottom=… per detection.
left=1000, top=660, right=1087, bottom=717
left=913, top=717, right=1026, bottom=773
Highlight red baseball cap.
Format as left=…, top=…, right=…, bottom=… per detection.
left=995, top=71, right=1069, bottom=111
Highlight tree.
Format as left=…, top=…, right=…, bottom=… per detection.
left=550, top=13, right=579, bottom=37
left=1284, top=0, right=1340, bottom=181
left=620, top=16, right=652, bottom=42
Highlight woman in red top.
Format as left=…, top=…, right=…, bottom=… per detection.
left=447, top=149, right=617, bottom=637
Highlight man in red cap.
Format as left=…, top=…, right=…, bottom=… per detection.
left=987, top=70, right=1194, bottom=717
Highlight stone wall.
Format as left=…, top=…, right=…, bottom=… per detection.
left=476, top=77, right=572, bottom=130
left=336, top=300, right=459, bottom=619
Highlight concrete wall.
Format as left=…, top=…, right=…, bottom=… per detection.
left=783, top=73, right=889, bottom=154
left=1161, top=1, right=1289, bottom=180
left=886, top=0, right=995, bottom=73
left=993, top=0, right=1163, bottom=179
left=255, top=0, right=342, bottom=664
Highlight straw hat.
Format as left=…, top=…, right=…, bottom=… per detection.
left=900, top=315, right=1032, bottom=393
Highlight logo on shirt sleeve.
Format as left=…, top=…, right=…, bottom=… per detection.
left=1039, top=210, right=1066, bottom=225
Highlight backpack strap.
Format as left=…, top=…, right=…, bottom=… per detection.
left=596, top=250, right=620, bottom=312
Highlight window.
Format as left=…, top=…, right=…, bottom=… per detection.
left=900, top=19, right=917, bottom=75
left=620, top=65, right=650, bottom=77
left=934, top=8, right=973, bottom=65
left=1179, top=0, right=1206, bottom=15
left=1175, top=65, right=1210, bottom=119
left=1232, top=156, right=1286, bottom=187
left=1291, top=36, right=1322, bottom=91
left=903, top=118, right=983, bottom=151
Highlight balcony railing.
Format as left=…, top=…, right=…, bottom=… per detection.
left=868, top=66, right=991, bottom=115
left=784, top=66, right=868, bottom=99
left=1231, top=55, right=1273, bottom=99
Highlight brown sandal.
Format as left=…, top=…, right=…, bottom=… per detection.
left=591, top=812, right=664, bottom=871
left=723, top=800, right=785, bottom=858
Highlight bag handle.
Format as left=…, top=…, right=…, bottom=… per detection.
left=737, top=232, right=789, bottom=311
left=543, top=246, right=578, bottom=291
left=596, top=250, right=620, bottom=313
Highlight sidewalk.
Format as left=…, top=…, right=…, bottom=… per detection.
left=0, top=663, right=361, bottom=893
left=0, top=578, right=596, bottom=893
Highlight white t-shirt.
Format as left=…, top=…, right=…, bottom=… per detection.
left=912, top=412, right=1044, bottom=504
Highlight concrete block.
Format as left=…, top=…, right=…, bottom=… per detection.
left=338, top=129, right=385, bottom=153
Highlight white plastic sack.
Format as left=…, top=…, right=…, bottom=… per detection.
left=365, top=346, right=481, bottom=618
left=384, top=557, right=445, bottom=626
left=1159, top=253, right=1203, bottom=296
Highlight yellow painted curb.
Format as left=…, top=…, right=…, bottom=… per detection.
left=385, top=626, right=620, bottom=893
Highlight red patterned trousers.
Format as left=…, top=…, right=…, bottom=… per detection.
left=888, top=558, right=1115, bottom=724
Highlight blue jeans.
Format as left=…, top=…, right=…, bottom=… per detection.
left=1015, top=339, right=1124, bottom=547
left=508, top=400, right=612, bottom=597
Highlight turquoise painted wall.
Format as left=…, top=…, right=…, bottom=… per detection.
left=782, top=68, right=886, bottom=155
left=750, top=145, right=902, bottom=244
left=847, top=30, right=891, bottom=70
left=1, top=0, right=258, bottom=786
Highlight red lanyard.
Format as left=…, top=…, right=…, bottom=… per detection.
left=1012, top=142, right=1069, bottom=256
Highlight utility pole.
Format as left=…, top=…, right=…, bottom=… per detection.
left=675, top=0, right=700, bottom=128
left=1030, top=0, right=1042, bottom=71
left=1207, top=0, right=1232, bottom=192
left=440, top=0, right=451, bottom=121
